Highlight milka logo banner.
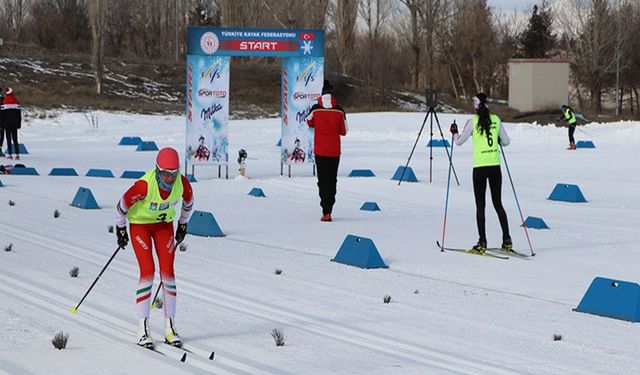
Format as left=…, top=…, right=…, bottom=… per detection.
left=281, top=57, right=324, bottom=164
left=186, top=55, right=230, bottom=165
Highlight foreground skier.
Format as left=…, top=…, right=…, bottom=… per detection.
left=115, top=147, right=194, bottom=349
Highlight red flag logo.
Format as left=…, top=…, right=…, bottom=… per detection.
left=300, top=33, right=315, bottom=41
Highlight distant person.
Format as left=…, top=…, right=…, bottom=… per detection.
left=115, top=147, right=194, bottom=349
left=0, top=87, right=21, bottom=159
left=560, top=104, right=577, bottom=150
left=450, top=93, right=512, bottom=253
left=306, top=80, right=347, bottom=222
left=0, top=87, right=4, bottom=157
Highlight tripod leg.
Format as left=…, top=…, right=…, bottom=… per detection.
left=398, top=111, right=429, bottom=186
left=432, top=111, right=461, bottom=186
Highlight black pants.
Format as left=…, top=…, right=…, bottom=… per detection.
left=473, top=165, right=510, bottom=243
left=568, top=125, right=576, bottom=144
left=0, top=127, right=4, bottom=153
left=315, top=156, right=340, bottom=215
left=5, top=128, right=18, bottom=156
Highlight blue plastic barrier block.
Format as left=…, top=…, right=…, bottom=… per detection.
left=49, top=167, right=79, bottom=176
left=5, top=143, right=28, bottom=155
left=576, top=140, right=596, bottom=149
left=575, top=277, right=640, bottom=322
left=120, top=170, right=145, bottom=179
left=118, top=136, right=143, bottom=146
left=11, top=167, right=38, bottom=175
left=276, top=139, right=282, bottom=147
left=10, top=167, right=38, bottom=175
left=522, top=216, right=550, bottom=229
left=548, top=183, right=587, bottom=203
left=69, top=187, right=100, bottom=209
left=427, top=139, right=451, bottom=148
left=187, top=210, right=224, bottom=237
left=248, top=187, right=266, bottom=197
left=331, top=234, right=388, bottom=269
left=360, top=202, right=381, bottom=211
left=348, top=169, right=376, bottom=177
left=391, top=166, right=418, bottom=182
left=186, top=174, right=197, bottom=182
left=136, top=141, right=159, bottom=151
left=86, top=169, right=115, bottom=178
left=0, top=179, right=3, bottom=187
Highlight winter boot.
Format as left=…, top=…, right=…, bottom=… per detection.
left=15, top=155, right=19, bottom=160
left=164, top=317, right=182, bottom=348
left=6, top=155, right=12, bottom=160
left=137, top=318, right=154, bottom=349
left=320, top=214, right=332, bottom=222
left=567, top=143, right=576, bottom=150
left=470, top=240, right=487, bottom=254
left=501, top=237, right=513, bottom=251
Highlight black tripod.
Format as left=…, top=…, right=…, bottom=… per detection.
left=398, top=106, right=460, bottom=186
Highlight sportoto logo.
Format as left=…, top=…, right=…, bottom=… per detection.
left=200, top=32, right=219, bottom=55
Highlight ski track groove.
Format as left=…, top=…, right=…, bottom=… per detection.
left=0, top=272, right=216, bottom=375
left=1, top=222, right=532, bottom=375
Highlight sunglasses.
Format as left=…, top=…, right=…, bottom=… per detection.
left=157, top=167, right=179, bottom=178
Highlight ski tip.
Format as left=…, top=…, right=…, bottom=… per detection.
left=180, top=353, right=187, bottom=362
left=71, top=306, right=77, bottom=314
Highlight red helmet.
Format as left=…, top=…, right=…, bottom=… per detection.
left=156, top=147, right=180, bottom=171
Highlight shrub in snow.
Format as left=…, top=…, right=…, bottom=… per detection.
left=553, top=334, right=562, bottom=341
left=69, top=267, right=79, bottom=278
left=274, top=268, right=282, bottom=275
left=51, top=331, right=69, bottom=350
left=4, top=243, right=12, bottom=252
left=108, top=225, right=114, bottom=233
left=8, top=200, right=15, bottom=206
left=153, top=297, right=163, bottom=309
left=271, top=328, right=285, bottom=347
left=179, top=243, right=188, bottom=252
left=383, top=294, right=391, bottom=304
left=54, top=210, right=60, bottom=218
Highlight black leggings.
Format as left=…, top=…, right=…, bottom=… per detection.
left=315, top=156, right=340, bottom=215
left=568, top=125, right=576, bottom=144
left=5, top=128, right=18, bottom=156
left=473, top=165, right=510, bottom=243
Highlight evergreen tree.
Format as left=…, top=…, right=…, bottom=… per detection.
left=519, top=1, right=556, bottom=58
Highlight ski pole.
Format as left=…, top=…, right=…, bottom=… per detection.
left=440, top=133, right=456, bottom=252
left=499, top=144, right=535, bottom=256
left=72, top=246, right=123, bottom=313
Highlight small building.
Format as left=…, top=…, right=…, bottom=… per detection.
left=508, top=58, right=570, bottom=112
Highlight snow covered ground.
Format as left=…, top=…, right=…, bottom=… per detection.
left=1, top=110, right=639, bottom=374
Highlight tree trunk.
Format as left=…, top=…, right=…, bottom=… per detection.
left=335, top=0, right=358, bottom=75
left=90, top=0, right=105, bottom=95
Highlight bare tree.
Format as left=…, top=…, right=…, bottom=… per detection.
left=1, top=0, right=31, bottom=40
left=358, top=0, right=392, bottom=80
left=89, top=0, right=106, bottom=94
left=398, top=0, right=423, bottom=89
left=335, top=0, right=358, bottom=75
left=558, top=0, right=618, bottom=113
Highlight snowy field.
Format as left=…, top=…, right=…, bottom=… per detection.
left=1, top=110, right=639, bottom=374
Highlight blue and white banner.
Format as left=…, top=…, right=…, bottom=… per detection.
left=281, top=57, right=324, bottom=164
left=186, top=55, right=230, bottom=166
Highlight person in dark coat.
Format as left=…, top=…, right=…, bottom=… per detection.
left=306, top=80, right=348, bottom=222
left=0, top=87, right=4, bottom=157
left=0, top=88, right=22, bottom=160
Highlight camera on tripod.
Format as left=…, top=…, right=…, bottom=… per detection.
left=425, top=89, right=437, bottom=109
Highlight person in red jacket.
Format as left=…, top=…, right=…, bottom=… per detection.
left=0, top=88, right=21, bottom=159
left=306, top=80, right=347, bottom=222
left=115, top=147, right=194, bottom=349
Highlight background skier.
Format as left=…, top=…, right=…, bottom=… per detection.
left=560, top=104, right=578, bottom=150
left=115, top=147, right=194, bottom=349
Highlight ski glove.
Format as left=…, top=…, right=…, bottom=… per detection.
left=116, top=226, right=129, bottom=248
left=449, top=122, right=458, bottom=135
left=175, top=223, right=188, bottom=245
